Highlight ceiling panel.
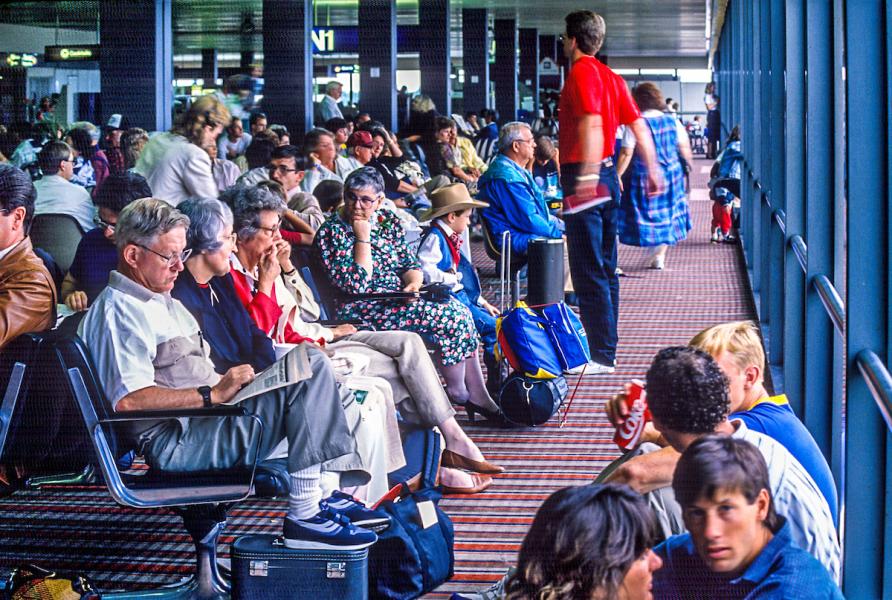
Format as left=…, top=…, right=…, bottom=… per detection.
left=0, top=0, right=708, bottom=58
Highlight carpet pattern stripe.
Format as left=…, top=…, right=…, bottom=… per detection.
left=0, top=159, right=756, bottom=596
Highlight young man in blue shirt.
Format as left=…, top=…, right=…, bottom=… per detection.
left=654, top=435, right=842, bottom=599
left=604, top=320, right=838, bottom=524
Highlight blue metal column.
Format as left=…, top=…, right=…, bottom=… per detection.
left=519, top=28, right=539, bottom=115
left=830, top=0, right=847, bottom=492
left=359, top=0, right=397, bottom=132
left=262, top=0, right=313, bottom=137
left=740, top=2, right=764, bottom=278
left=763, top=0, right=784, bottom=331
left=419, top=0, right=452, bottom=116
left=494, top=18, right=518, bottom=123
left=843, top=1, right=889, bottom=596
left=99, top=0, right=173, bottom=132
left=781, top=0, right=804, bottom=410
left=462, top=8, right=490, bottom=114
left=200, top=49, right=218, bottom=87
left=803, top=0, right=834, bottom=461
left=751, top=0, right=766, bottom=329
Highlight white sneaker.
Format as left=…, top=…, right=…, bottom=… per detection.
left=650, top=255, right=665, bottom=270
left=564, top=361, right=616, bottom=375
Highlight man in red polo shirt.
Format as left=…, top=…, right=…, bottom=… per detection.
left=559, top=10, right=663, bottom=372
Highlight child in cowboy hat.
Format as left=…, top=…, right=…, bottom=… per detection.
left=417, top=183, right=502, bottom=393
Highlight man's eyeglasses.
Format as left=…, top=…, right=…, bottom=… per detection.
left=257, top=218, right=283, bottom=235
left=95, top=217, right=116, bottom=232
left=345, top=191, right=379, bottom=207
left=268, top=164, right=299, bottom=174
left=516, top=137, right=535, bottom=146
left=136, top=244, right=192, bottom=267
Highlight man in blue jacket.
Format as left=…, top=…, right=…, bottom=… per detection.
left=477, top=122, right=574, bottom=303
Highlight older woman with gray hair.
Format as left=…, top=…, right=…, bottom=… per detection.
left=171, top=197, right=274, bottom=373
left=315, top=169, right=506, bottom=429
left=170, top=196, right=406, bottom=503
left=226, top=182, right=503, bottom=493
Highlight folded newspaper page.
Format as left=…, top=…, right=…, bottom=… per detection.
left=228, top=344, right=312, bottom=404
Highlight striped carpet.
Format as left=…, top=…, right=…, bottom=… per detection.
left=432, top=158, right=754, bottom=597
left=0, top=158, right=756, bottom=596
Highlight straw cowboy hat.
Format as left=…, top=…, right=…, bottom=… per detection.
left=419, top=183, right=489, bottom=222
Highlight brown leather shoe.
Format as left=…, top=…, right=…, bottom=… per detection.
left=440, top=473, right=493, bottom=495
left=441, top=449, right=505, bottom=474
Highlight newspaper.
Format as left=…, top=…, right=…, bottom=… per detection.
left=228, top=343, right=312, bottom=404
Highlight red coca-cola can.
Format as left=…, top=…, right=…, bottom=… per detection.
left=613, top=379, right=652, bottom=450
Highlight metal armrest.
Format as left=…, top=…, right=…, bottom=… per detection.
left=101, top=406, right=249, bottom=422
left=319, top=319, right=367, bottom=328
left=66, top=366, right=262, bottom=508
left=344, top=291, right=420, bottom=302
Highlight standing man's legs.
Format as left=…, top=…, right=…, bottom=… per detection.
left=561, top=162, right=621, bottom=367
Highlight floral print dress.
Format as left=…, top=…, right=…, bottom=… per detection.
left=315, top=209, right=479, bottom=366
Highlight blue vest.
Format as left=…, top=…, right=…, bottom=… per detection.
left=420, top=225, right=481, bottom=306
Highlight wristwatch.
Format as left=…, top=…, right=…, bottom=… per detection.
left=198, top=385, right=213, bottom=408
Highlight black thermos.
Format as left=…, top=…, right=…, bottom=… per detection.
left=527, top=238, right=564, bottom=306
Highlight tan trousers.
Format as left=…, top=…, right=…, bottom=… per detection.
left=331, top=330, right=456, bottom=428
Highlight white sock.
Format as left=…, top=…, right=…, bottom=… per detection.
left=287, top=464, right=322, bottom=521
left=318, top=470, right=340, bottom=500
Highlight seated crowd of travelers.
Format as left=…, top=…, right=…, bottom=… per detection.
left=0, top=87, right=841, bottom=596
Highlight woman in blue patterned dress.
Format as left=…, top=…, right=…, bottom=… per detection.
left=616, top=82, right=693, bottom=270
left=315, top=168, right=501, bottom=420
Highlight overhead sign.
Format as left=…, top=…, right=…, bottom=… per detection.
left=311, top=27, right=418, bottom=54
left=44, top=45, right=100, bottom=62
left=3, top=53, right=38, bottom=68
left=540, top=57, right=559, bottom=76
left=331, top=64, right=359, bottom=74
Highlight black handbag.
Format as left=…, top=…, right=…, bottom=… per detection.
left=369, top=430, right=454, bottom=599
left=2, top=564, right=100, bottom=599
left=497, top=373, right=569, bottom=427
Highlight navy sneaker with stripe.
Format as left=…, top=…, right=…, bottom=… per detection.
left=323, top=490, right=392, bottom=532
left=283, top=507, right=377, bottom=550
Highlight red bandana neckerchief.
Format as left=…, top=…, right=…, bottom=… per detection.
left=442, top=229, right=462, bottom=269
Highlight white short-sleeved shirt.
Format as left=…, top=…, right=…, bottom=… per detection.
left=622, top=109, right=689, bottom=150
left=732, top=420, right=841, bottom=582
left=33, top=175, right=97, bottom=232
left=217, top=132, right=252, bottom=159
left=78, top=270, right=220, bottom=410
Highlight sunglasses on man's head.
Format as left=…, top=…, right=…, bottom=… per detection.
left=95, top=217, right=116, bottom=231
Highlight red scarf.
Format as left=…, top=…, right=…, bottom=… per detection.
left=442, top=229, right=462, bottom=269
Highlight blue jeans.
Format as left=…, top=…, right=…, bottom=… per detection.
left=561, top=163, right=621, bottom=365
left=455, top=289, right=497, bottom=361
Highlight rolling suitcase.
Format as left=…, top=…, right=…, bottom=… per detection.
left=231, top=535, right=369, bottom=600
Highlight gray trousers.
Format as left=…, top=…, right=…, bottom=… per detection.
left=144, top=348, right=355, bottom=474
left=595, top=443, right=685, bottom=542
left=331, top=330, right=456, bottom=428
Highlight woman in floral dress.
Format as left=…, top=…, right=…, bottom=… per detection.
left=315, top=167, right=501, bottom=420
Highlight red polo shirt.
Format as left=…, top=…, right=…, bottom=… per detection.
left=559, top=55, right=640, bottom=163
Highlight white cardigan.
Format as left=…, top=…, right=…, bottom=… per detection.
left=135, top=133, right=218, bottom=206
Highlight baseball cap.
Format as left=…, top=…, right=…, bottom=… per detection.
left=346, top=130, right=374, bottom=148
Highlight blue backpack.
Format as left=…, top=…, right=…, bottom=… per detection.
left=539, top=302, right=591, bottom=371
left=495, top=303, right=563, bottom=379
left=369, top=430, right=454, bottom=599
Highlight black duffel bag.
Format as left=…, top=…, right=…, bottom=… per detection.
left=497, top=373, right=569, bottom=427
